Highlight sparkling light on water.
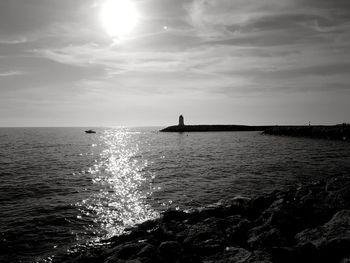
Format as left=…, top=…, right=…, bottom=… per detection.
left=78, top=128, right=159, bottom=239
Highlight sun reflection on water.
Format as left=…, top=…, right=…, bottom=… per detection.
left=78, top=128, right=159, bottom=239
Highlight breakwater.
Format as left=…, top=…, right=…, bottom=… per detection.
left=160, top=125, right=272, bottom=132
left=54, top=175, right=350, bottom=263
left=263, top=125, right=349, bottom=141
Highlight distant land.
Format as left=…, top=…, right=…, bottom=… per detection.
left=160, top=124, right=272, bottom=132
left=160, top=115, right=273, bottom=132
left=161, top=124, right=349, bottom=141
left=160, top=116, right=349, bottom=141
left=263, top=125, right=349, bottom=141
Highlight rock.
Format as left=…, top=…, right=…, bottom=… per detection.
left=296, top=210, right=350, bottom=247
left=158, top=241, right=183, bottom=262
left=245, top=250, right=273, bottom=263
left=297, top=188, right=334, bottom=228
left=162, top=209, right=189, bottom=222
left=137, top=219, right=159, bottom=231
left=296, top=210, right=350, bottom=262
left=147, top=225, right=175, bottom=243
left=185, top=207, right=228, bottom=225
left=183, top=217, right=225, bottom=254
left=269, top=246, right=298, bottom=263
left=52, top=176, right=350, bottom=263
left=106, top=259, right=138, bottom=263
left=184, top=234, right=224, bottom=255
left=270, top=243, right=319, bottom=263
left=340, top=256, right=350, bottom=263
left=326, top=182, right=350, bottom=211
left=219, top=247, right=251, bottom=262
left=248, top=193, right=277, bottom=219
left=320, top=238, right=350, bottom=263
left=176, top=254, right=202, bottom=263
left=325, top=176, right=350, bottom=192
left=108, top=242, right=146, bottom=260
left=136, top=244, right=156, bottom=258
left=247, top=227, right=287, bottom=249
left=295, top=242, right=320, bottom=263
left=222, top=215, right=250, bottom=244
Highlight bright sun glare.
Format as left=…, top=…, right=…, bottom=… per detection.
left=100, top=0, right=139, bottom=38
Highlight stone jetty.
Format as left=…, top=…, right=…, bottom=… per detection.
left=160, top=115, right=271, bottom=132
left=54, top=175, right=350, bottom=263
left=263, top=125, right=350, bottom=141
left=160, top=124, right=271, bottom=132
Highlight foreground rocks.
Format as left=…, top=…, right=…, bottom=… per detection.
left=54, top=176, right=350, bottom=263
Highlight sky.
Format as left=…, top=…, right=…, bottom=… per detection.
left=0, top=0, right=349, bottom=127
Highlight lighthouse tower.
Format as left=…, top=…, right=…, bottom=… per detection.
left=179, top=115, right=184, bottom=126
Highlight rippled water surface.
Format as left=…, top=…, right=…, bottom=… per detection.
left=0, top=127, right=349, bottom=262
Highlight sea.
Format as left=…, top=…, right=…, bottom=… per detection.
left=1, top=127, right=349, bottom=263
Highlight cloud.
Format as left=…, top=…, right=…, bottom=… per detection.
left=0, top=70, right=24, bottom=77
left=0, top=37, right=27, bottom=44
left=185, top=0, right=350, bottom=46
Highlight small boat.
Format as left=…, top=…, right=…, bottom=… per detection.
left=85, top=129, right=96, bottom=134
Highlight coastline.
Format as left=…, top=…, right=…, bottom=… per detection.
left=54, top=175, right=350, bottom=263
left=263, top=125, right=349, bottom=141
left=160, top=125, right=272, bottom=132
left=160, top=124, right=350, bottom=141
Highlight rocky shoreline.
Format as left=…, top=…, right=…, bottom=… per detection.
left=54, top=175, right=350, bottom=263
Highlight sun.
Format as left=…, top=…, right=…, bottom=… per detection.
left=100, top=0, right=139, bottom=38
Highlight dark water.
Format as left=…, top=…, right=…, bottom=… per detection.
left=0, top=127, right=349, bottom=262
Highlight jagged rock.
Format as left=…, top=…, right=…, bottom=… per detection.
left=296, top=210, right=350, bottom=246
left=340, top=256, right=350, bottom=263
left=326, top=180, right=350, bottom=211
left=107, top=242, right=147, bottom=261
left=270, top=243, right=320, bottom=263
left=216, top=247, right=251, bottom=262
left=295, top=210, right=350, bottom=262
left=269, top=246, right=299, bottom=263
left=249, top=193, right=278, bottom=219
left=247, top=227, right=288, bottom=249
left=136, top=244, right=156, bottom=258
left=158, top=241, right=183, bottom=262
left=146, top=225, right=175, bottom=244
left=222, top=215, right=250, bottom=244
left=162, top=209, right=189, bottom=222
left=245, top=250, right=273, bottom=263
left=176, top=254, right=202, bottom=263
left=183, top=217, right=225, bottom=254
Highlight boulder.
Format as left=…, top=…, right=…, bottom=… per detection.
left=222, top=215, right=251, bottom=244
left=339, top=256, right=350, bottom=263
left=247, top=227, right=287, bottom=249
left=107, top=242, right=147, bottom=261
left=162, top=209, right=189, bottom=222
left=183, top=217, right=225, bottom=254
left=295, top=209, right=350, bottom=262
left=176, top=254, right=202, bottom=263
left=245, top=250, right=273, bottom=263
left=219, top=247, right=251, bottom=263
left=136, top=244, right=156, bottom=258
left=158, top=241, right=183, bottom=262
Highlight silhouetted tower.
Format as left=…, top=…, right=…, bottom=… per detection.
left=179, top=115, right=184, bottom=126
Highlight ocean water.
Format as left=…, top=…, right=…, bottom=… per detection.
left=1, top=127, right=350, bottom=262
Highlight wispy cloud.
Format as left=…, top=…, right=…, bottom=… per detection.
left=0, top=37, right=27, bottom=44
left=0, top=71, right=24, bottom=77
